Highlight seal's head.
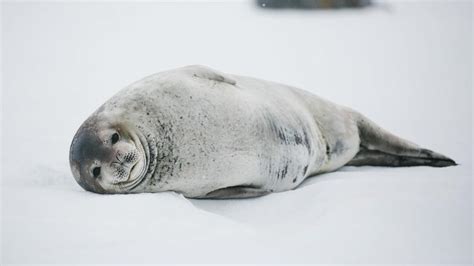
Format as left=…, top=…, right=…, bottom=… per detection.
left=69, top=115, right=149, bottom=194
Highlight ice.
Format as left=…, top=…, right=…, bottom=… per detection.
left=1, top=0, right=472, bottom=263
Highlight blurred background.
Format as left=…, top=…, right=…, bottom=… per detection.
left=256, top=0, right=371, bottom=8
left=1, top=0, right=472, bottom=264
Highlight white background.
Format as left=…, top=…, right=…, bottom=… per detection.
left=1, top=0, right=472, bottom=263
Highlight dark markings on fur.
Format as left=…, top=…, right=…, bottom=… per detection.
left=264, top=112, right=311, bottom=152
left=278, top=164, right=289, bottom=180
left=333, top=140, right=344, bottom=155
left=294, top=132, right=303, bottom=145
left=135, top=112, right=180, bottom=187
left=261, top=111, right=313, bottom=182
left=303, top=165, right=308, bottom=176
left=267, top=117, right=288, bottom=144
left=153, top=118, right=179, bottom=186
left=267, top=157, right=273, bottom=176
left=302, top=129, right=311, bottom=154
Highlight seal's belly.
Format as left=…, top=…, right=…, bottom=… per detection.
left=166, top=120, right=319, bottom=197
left=158, top=98, right=323, bottom=197
left=254, top=108, right=322, bottom=191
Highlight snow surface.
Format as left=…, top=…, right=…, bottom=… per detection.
left=1, top=0, right=472, bottom=263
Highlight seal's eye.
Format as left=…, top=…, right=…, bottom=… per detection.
left=111, top=133, right=119, bottom=144
left=92, top=167, right=101, bottom=177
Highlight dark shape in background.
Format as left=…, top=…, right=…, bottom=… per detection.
left=257, top=0, right=371, bottom=9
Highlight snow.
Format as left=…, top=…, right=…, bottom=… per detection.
left=1, top=0, right=472, bottom=263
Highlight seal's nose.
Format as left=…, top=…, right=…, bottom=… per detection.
left=69, top=128, right=108, bottom=194
left=71, top=129, right=114, bottom=164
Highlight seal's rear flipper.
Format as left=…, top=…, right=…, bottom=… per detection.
left=347, top=112, right=456, bottom=167
left=347, top=146, right=456, bottom=167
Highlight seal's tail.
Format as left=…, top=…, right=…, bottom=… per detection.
left=346, top=112, right=456, bottom=167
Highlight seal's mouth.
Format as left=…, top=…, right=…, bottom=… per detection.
left=114, top=160, right=138, bottom=183
left=129, top=162, right=138, bottom=179
left=126, top=156, right=144, bottom=182
left=115, top=128, right=154, bottom=192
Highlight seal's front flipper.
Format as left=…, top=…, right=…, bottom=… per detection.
left=202, top=186, right=272, bottom=199
left=347, top=112, right=456, bottom=167
left=183, top=65, right=237, bottom=85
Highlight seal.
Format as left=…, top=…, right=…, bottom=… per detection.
left=69, top=65, right=456, bottom=198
